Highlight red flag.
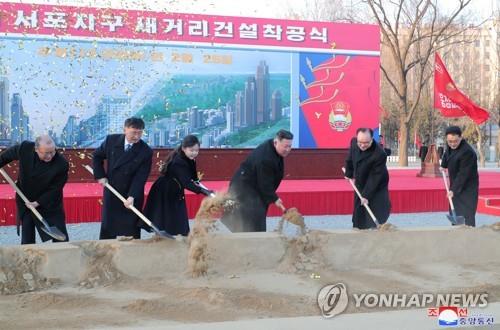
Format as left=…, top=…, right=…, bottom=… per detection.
left=434, top=53, right=489, bottom=125
left=414, top=132, right=422, bottom=148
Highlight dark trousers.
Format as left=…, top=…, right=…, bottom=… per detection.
left=21, top=212, right=69, bottom=245
left=99, top=226, right=140, bottom=240
left=450, top=206, right=476, bottom=227
left=452, top=189, right=478, bottom=227
left=221, top=195, right=268, bottom=232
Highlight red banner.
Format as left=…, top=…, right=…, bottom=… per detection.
left=434, top=53, right=489, bottom=125
left=0, top=2, right=379, bottom=53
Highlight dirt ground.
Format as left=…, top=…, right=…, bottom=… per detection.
left=1, top=220, right=500, bottom=329
left=1, top=259, right=499, bottom=329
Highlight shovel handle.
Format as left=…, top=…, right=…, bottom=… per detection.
left=84, top=165, right=156, bottom=229
left=0, top=168, right=45, bottom=222
left=342, top=167, right=380, bottom=227
left=440, top=169, right=456, bottom=211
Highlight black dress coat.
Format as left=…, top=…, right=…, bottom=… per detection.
left=0, top=141, right=69, bottom=240
left=143, top=151, right=207, bottom=236
left=419, top=145, right=429, bottom=162
left=222, top=139, right=284, bottom=232
left=441, top=139, right=479, bottom=226
left=344, top=137, right=391, bottom=229
left=92, top=134, right=153, bottom=239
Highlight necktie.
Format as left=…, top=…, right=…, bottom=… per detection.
left=125, top=143, right=132, bottom=151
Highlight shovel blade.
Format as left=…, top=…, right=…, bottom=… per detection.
left=156, top=230, right=175, bottom=239
left=447, top=214, right=466, bottom=226
left=150, top=226, right=175, bottom=239
left=454, top=216, right=466, bottom=225
left=40, top=225, right=67, bottom=241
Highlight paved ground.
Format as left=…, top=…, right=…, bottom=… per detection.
left=89, top=303, right=500, bottom=330
left=1, top=212, right=499, bottom=245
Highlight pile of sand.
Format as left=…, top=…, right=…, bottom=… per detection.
left=378, top=222, right=397, bottom=231
left=278, top=230, right=328, bottom=274
left=489, top=222, right=500, bottom=231
left=187, top=192, right=235, bottom=277
left=275, top=207, right=328, bottom=274
left=77, top=242, right=125, bottom=288
left=16, top=291, right=100, bottom=311
left=122, top=286, right=317, bottom=321
left=123, top=298, right=171, bottom=314
left=0, top=247, right=51, bottom=295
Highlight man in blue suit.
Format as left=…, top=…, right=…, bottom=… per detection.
left=92, top=117, right=153, bottom=239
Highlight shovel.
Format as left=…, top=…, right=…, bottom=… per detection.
left=342, top=167, right=380, bottom=228
left=84, top=165, right=174, bottom=239
left=0, top=168, right=67, bottom=241
left=440, top=169, right=465, bottom=225
left=193, top=180, right=216, bottom=197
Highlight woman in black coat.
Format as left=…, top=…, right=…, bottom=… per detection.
left=143, top=135, right=213, bottom=236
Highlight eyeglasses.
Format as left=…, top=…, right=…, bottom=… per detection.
left=36, top=150, right=56, bottom=156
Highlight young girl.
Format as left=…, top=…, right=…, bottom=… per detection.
left=144, top=135, right=213, bottom=236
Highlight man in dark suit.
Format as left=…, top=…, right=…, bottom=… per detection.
left=344, top=128, right=391, bottom=229
left=419, top=143, right=429, bottom=163
left=92, top=117, right=153, bottom=239
left=0, top=135, right=69, bottom=244
left=440, top=126, right=478, bottom=227
left=222, top=130, right=293, bottom=232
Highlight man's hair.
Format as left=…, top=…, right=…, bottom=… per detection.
left=356, top=127, right=373, bottom=137
left=35, top=135, right=55, bottom=148
left=124, top=117, right=145, bottom=129
left=445, top=126, right=462, bottom=137
left=275, top=129, right=293, bottom=140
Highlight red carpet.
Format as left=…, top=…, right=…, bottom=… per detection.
left=477, top=195, right=500, bottom=216
left=1, top=169, right=500, bottom=226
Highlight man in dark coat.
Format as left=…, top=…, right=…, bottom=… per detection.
left=0, top=135, right=69, bottom=244
left=222, top=130, right=293, bottom=232
left=92, top=117, right=153, bottom=239
left=440, top=126, right=478, bottom=227
left=344, top=128, right=391, bottom=229
left=419, top=143, right=429, bottom=163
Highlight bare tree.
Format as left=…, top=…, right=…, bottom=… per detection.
left=284, top=0, right=369, bottom=22
left=366, top=0, right=473, bottom=166
left=486, top=12, right=500, bottom=165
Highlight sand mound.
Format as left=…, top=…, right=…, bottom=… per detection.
left=0, top=247, right=51, bottom=295
left=16, top=292, right=101, bottom=311
left=138, top=234, right=169, bottom=243
left=378, top=222, right=397, bottom=231
left=77, top=242, right=125, bottom=288
left=124, top=298, right=171, bottom=314
left=278, top=230, right=328, bottom=274
left=187, top=192, right=235, bottom=277
left=123, top=286, right=317, bottom=320
left=489, top=222, right=500, bottom=231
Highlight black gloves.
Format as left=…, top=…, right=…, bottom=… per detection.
left=200, top=188, right=215, bottom=196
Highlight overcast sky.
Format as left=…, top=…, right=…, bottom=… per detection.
left=1, top=0, right=496, bottom=22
